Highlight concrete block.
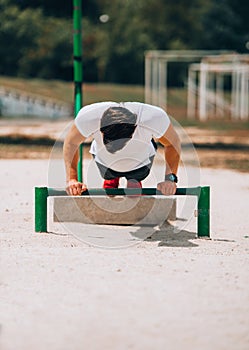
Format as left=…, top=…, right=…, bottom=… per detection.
left=53, top=195, right=176, bottom=226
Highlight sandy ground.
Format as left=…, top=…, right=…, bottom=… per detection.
left=0, top=159, right=249, bottom=350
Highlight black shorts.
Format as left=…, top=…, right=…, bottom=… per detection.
left=94, top=139, right=157, bottom=181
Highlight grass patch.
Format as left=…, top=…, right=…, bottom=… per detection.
left=0, top=76, right=74, bottom=103
left=177, top=118, right=249, bottom=131
left=0, top=75, right=248, bottom=131
left=83, top=83, right=144, bottom=104
left=0, top=76, right=144, bottom=105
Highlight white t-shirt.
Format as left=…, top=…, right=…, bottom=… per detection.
left=75, top=102, right=170, bottom=172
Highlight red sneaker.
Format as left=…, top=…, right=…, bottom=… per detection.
left=127, top=179, right=142, bottom=189
left=103, top=177, right=120, bottom=189
left=127, top=180, right=142, bottom=197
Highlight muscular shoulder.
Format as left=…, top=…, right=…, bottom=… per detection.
left=75, top=102, right=118, bottom=137
left=124, top=102, right=170, bottom=138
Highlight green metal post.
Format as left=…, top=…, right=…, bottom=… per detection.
left=35, top=187, right=48, bottom=232
left=197, top=186, right=210, bottom=238
left=78, top=143, right=83, bottom=182
left=73, top=0, right=83, bottom=182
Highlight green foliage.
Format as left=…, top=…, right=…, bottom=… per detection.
left=96, top=0, right=154, bottom=83
left=0, top=0, right=248, bottom=84
left=0, top=1, right=72, bottom=79
left=139, top=0, right=210, bottom=50
left=17, top=0, right=101, bottom=19
left=201, top=0, right=249, bottom=52
left=0, top=0, right=42, bottom=75
left=201, top=0, right=240, bottom=50
left=19, top=16, right=72, bottom=80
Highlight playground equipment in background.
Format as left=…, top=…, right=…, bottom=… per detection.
left=145, top=50, right=249, bottom=121
left=188, top=54, right=249, bottom=121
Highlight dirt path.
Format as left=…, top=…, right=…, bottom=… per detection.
left=0, top=160, right=249, bottom=350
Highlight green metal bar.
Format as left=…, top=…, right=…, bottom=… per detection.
left=197, top=186, right=210, bottom=238
left=48, top=187, right=202, bottom=197
left=73, top=0, right=83, bottom=182
left=35, top=187, right=48, bottom=232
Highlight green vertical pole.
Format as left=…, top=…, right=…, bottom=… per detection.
left=35, top=187, right=48, bottom=232
left=197, top=186, right=210, bottom=238
left=73, top=0, right=83, bottom=182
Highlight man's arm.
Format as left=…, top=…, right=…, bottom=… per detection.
left=157, top=123, right=181, bottom=195
left=63, top=123, right=87, bottom=195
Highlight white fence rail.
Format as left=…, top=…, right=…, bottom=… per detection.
left=144, top=51, right=249, bottom=121
left=0, top=87, right=72, bottom=119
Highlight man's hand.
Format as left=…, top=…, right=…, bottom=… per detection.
left=66, top=179, right=87, bottom=196
left=157, top=181, right=177, bottom=195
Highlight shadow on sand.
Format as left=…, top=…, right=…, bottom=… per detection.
left=132, top=221, right=199, bottom=248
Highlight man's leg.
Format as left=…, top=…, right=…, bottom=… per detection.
left=94, top=160, right=120, bottom=188
left=94, top=148, right=156, bottom=189
left=103, top=178, right=120, bottom=189
left=126, top=179, right=142, bottom=189
left=93, top=139, right=157, bottom=189
left=125, top=155, right=155, bottom=188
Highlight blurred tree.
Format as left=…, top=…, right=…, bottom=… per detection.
left=0, top=0, right=73, bottom=79
left=230, top=0, right=249, bottom=52
left=81, top=18, right=100, bottom=81
left=1, top=0, right=248, bottom=84
left=14, top=0, right=99, bottom=19
left=136, top=0, right=211, bottom=86
left=139, top=0, right=210, bottom=50
left=93, top=0, right=155, bottom=83
left=19, top=16, right=73, bottom=80
left=0, top=0, right=42, bottom=76
left=201, top=0, right=249, bottom=52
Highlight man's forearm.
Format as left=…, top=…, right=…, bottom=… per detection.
left=164, top=143, right=181, bottom=175
left=63, top=123, right=87, bottom=195
left=158, top=123, right=181, bottom=178
left=157, top=142, right=181, bottom=195
left=63, top=141, right=80, bottom=182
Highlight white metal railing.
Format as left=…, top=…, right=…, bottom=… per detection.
left=0, top=87, right=72, bottom=119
